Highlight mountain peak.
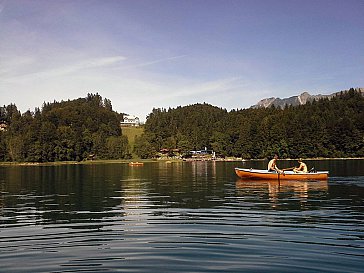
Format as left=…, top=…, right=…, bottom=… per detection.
left=252, top=88, right=364, bottom=109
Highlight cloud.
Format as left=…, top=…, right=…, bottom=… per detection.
left=109, top=76, right=246, bottom=119
left=49, top=55, right=126, bottom=76
left=172, top=77, right=242, bottom=98
left=1, top=54, right=188, bottom=84
left=0, top=56, right=35, bottom=76
left=126, top=55, right=188, bottom=69
left=0, top=0, right=5, bottom=14
left=2, top=55, right=127, bottom=82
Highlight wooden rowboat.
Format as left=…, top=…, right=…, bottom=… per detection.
left=235, top=168, right=328, bottom=181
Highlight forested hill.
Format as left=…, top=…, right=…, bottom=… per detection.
left=0, top=94, right=130, bottom=162
left=1, top=89, right=363, bottom=162
left=135, top=88, right=364, bottom=159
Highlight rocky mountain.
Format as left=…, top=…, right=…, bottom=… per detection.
left=252, top=87, right=364, bottom=109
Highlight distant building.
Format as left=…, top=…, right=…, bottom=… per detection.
left=120, top=115, right=140, bottom=127
left=183, top=148, right=216, bottom=160
left=0, top=122, right=7, bottom=132
left=190, top=147, right=212, bottom=155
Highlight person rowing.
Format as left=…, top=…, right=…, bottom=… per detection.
left=293, top=158, right=308, bottom=173
left=267, top=154, right=283, bottom=173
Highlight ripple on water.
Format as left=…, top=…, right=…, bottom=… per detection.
left=1, top=162, right=364, bottom=272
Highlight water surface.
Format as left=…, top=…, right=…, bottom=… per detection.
left=1, top=160, right=363, bottom=272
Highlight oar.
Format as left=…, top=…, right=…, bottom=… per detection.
left=282, top=167, right=295, bottom=171
left=278, top=171, right=280, bottom=184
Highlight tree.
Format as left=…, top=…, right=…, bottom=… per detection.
left=1, top=89, right=363, bottom=162
left=134, top=133, right=157, bottom=159
left=106, top=136, right=130, bottom=159
left=210, top=132, right=231, bottom=156
left=137, top=90, right=364, bottom=159
left=0, top=94, right=129, bottom=162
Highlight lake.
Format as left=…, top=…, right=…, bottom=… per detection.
left=1, top=159, right=363, bottom=272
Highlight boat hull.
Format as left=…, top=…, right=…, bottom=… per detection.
left=235, top=168, right=328, bottom=181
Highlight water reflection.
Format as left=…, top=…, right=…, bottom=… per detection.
left=1, top=161, right=364, bottom=273
left=143, top=161, right=225, bottom=209
left=236, top=179, right=328, bottom=209
left=0, top=165, right=123, bottom=227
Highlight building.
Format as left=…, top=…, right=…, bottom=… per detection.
left=0, top=122, right=7, bottom=132
left=188, top=148, right=216, bottom=160
left=120, top=115, right=140, bottom=127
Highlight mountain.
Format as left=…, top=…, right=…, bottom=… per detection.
left=252, top=87, right=364, bottom=109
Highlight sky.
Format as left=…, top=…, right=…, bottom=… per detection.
left=1, top=0, right=363, bottom=121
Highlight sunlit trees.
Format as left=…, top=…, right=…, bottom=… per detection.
left=0, top=89, right=363, bottom=162
left=0, top=93, right=130, bottom=162
left=136, top=89, right=364, bottom=159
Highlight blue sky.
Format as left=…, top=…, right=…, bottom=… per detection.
left=1, top=0, right=363, bottom=120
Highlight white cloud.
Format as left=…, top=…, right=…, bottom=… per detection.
left=0, top=56, right=35, bottom=76
left=105, top=76, right=249, bottom=120
left=1, top=55, right=126, bottom=83
left=124, top=55, right=188, bottom=69
left=0, top=50, right=267, bottom=122
left=171, top=77, right=242, bottom=98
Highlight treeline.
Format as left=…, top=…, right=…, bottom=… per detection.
left=135, top=88, right=364, bottom=159
left=1, top=89, right=363, bottom=162
left=0, top=94, right=131, bottom=162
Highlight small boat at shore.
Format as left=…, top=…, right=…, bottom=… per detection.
left=128, top=162, right=144, bottom=166
left=235, top=168, right=329, bottom=181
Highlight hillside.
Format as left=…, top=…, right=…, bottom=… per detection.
left=0, top=94, right=130, bottom=162
left=134, top=88, right=364, bottom=159
left=1, top=88, right=363, bottom=162
left=121, top=126, right=144, bottom=159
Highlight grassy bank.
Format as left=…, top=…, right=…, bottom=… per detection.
left=0, top=159, right=159, bottom=167
left=121, top=126, right=144, bottom=158
left=1, top=157, right=362, bottom=167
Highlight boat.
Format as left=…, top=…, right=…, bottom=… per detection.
left=235, top=168, right=328, bottom=181
left=128, top=162, right=144, bottom=166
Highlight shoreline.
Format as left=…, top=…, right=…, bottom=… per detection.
left=0, top=157, right=363, bottom=167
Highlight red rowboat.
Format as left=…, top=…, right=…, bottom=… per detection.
left=235, top=168, right=329, bottom=181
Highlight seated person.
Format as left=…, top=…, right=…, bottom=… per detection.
left=293, top=159, right=308, bottom=173
left=267, top=154, right=282, bottom=173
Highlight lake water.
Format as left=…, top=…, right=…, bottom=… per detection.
left=1, top=160, right=363, bottom=272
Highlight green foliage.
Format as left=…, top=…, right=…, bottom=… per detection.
left=137, top=89, right=364, bottom=159
left=1, top=89, right=363, bottom=161
left=144, top=103, right=227, bottom=151
left=134, top=132, right=157, bottom=159
left=0, top=93, right=130, bottom=162
left=106, top=135, right=131, bottom=159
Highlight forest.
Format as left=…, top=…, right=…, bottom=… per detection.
left=1, top=89, right=363, bottom=162
left=0, top=93, right=130, bottom=162
left=134, top=88, right=364, bottom=159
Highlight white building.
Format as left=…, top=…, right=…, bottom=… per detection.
left=0, top=122, right=7, bottom=132
left=120, top=115, right=140, bottom=127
